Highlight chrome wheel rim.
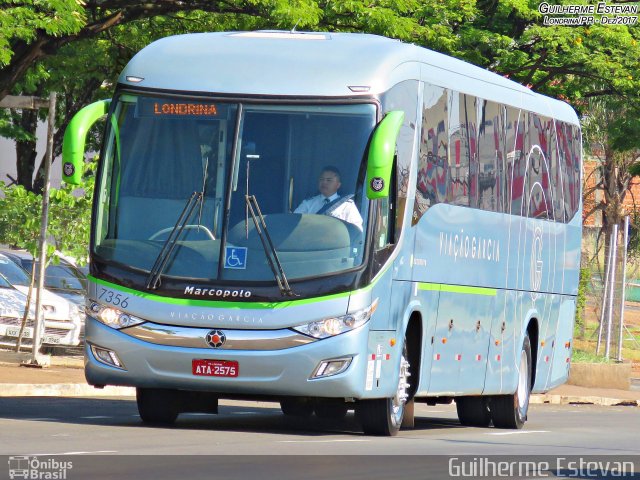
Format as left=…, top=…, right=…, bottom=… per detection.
left=517, top=349, right=529, bottom=411
left=391, top=353, right=411, bottom=427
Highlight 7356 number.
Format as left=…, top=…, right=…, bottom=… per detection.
left=98, top=288, right=129, bottom=309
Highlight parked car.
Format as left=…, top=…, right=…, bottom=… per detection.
left=0, top=254, right=83, bottom=348
left=0, top=250, right=87, bottom=307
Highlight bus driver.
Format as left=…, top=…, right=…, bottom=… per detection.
left=294, top=166, right=363, bottom=231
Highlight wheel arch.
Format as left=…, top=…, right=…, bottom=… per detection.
left=526, top=317, right=539, bottom=390
left=402, top=309, right=423, bottom=399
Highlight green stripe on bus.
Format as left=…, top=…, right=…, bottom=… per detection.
left=418, top=282, right=497, bottom=296
left=88, top=275, right=373, bottom=309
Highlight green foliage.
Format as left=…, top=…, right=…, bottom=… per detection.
left=0, top=160, right=94, bottom=264
left=0, top=182, right=42, bottom=254
left=0, top=0, right=85, bottom=66
left=575, top=266, right=591, bottom=338
left=572, top=349, right=613, bottom=364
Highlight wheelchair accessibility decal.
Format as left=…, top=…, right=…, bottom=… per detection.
left=224, top=246, right=247, bottom=269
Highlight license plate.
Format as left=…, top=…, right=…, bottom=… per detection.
left=5, top=327, right=32, bottom=338
left=42, top=335, right=62, bottom=344
left=192, top=359, right=239, bottom=377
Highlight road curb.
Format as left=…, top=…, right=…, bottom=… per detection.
left=0, top=383, right=135, bottom=397
left=531, top=393, right=639, bottom=407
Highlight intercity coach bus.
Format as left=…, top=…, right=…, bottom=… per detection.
left=62, top=31, right=582, bottom=435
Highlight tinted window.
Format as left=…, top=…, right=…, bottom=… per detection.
left=381, top=80, right=419, bottom=242
left=412, top=85, right=579, bottom=223
left=526, top=113, right=553, bottom=220
left=507, top=108, right=527, bottom=216
left=413, top=85, right=448, bottom=224
left=447, top=92, right=474, bottom=206
left=476, top=101, right=505, bottom=212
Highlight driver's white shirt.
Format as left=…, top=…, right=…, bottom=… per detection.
left=294, top=193, right=363, bottom=231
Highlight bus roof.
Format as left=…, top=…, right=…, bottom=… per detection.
left=119, top=31, right=579, bottom=125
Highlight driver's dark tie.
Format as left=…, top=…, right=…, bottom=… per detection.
left=318, top=197, right=330, bottom=213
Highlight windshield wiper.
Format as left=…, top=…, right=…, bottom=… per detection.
left=245, top=194, right=296, bottom=297
left=146, top=191, right=202, bottom=290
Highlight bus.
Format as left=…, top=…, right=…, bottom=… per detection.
left=62, top=31, right=582, bottom=436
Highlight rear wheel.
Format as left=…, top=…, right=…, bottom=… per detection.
left=280, top=398, right=314, bottom=417
left=136, top=388, right=180, bottom=425
left=456, top=396, right=491, bottom=427
left=360, top=343, right=411, bottom=436
left=491, top=335, right=532, bottom=429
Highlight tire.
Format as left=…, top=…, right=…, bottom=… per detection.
left=280, top=398, right=314, bottom=417
left=490, top=334, right=532, bottom=429
left=136, top=388, right=180, bottom=425
left=456, top=396, right=491, bottom=427
left=314, top=400, right=349, bottom=420
left=360, top=342, right=411, bottom=436
left=401, top=399, right=415, bottom=428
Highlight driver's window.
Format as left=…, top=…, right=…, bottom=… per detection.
left=371, top=164, right=396, bottom=273
left=374, top=197, right=391, bottom=250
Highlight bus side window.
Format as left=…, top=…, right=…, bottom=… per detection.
left=375, top=197, right=391, bottom=249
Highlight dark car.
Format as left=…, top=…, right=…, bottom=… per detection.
left=0, top=250, right=87, bottom=307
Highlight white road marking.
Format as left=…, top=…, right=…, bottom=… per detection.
left=278, top=439, right=370, bottom=443
left=27, top=451, right=117, bottom=456
left=28, top=418, right=58, bottom=421
left=80, top=416, right=111, bottom=419
left=63, top=451, right=118, bottom=455
left=486, top=430, right=550, bottom=436
left=232, top=412, right=258, bottom=415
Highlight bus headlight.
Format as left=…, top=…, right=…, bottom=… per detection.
left=292, top=298, right=378, bottom=339
left=87, top=301, right=145, bottom=329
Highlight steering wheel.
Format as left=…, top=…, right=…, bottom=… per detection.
left=148, top=225, right=216, bottom=241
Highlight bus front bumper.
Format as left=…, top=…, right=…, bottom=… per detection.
left=84, top=317, right=399, bottom=399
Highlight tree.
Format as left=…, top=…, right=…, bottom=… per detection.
left=0, top=159, right=96, bottom=263
left=583, top=97, right=640, bottom=242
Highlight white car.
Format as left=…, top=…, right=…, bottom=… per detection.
left=0, top=254, right=83, bottom=348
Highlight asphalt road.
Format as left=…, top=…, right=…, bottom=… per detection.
left=1, top=399, right=638, bottom=479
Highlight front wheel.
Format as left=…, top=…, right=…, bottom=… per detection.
left=280, top=398, right=314, bottom=417
left=136, top=388, right=180, bottom=425
left=359, top=343, right=411, bottom=436
left=490, top=334, right=532, bottom=429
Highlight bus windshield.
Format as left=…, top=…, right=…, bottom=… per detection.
left=94, top=93, right=376, bottom=284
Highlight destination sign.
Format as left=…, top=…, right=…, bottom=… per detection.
left=136, top=97, right=218, bottom=118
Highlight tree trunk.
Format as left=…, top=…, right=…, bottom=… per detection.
left=14, top=109, right=39, bottom=192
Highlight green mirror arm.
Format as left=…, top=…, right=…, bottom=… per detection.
left=366, top=110, right=405, bottom=199
left=62, top=99, right=111, bottom=185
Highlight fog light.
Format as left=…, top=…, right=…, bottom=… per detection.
left=90, top=344, right=125, bottom=369
left=311, top=357, right=352, bottom=379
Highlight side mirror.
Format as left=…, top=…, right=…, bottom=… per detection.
left=62, top=99, right=111, bottom=185
left=366, top=110, right=404, bottom=199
